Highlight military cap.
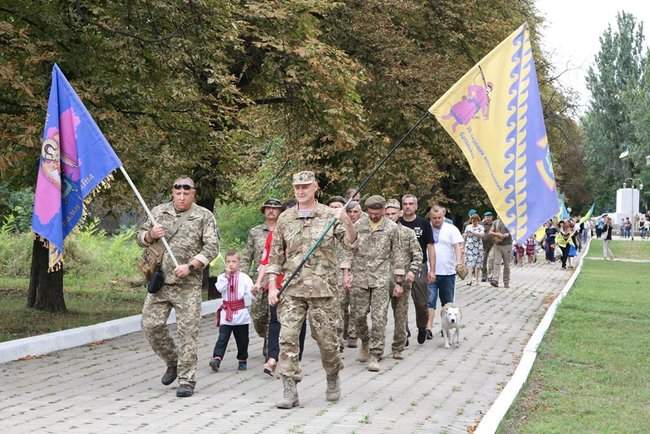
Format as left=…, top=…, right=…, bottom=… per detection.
left=468, top=208, right=478, bottom=217
left=365, top=195, right=386, bottom=209
left=292, top=170, right=316, bottom=185
left=483, top=211, right=493, bottom=217
left=327, top=195, right=346, bottom=206
left=260, top=198, right=283, bottom=213
left=385, top=199, right=401, bottom=210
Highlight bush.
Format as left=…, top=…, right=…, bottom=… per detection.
left=215, top=200, right=263, bottom=253
left=0, top=184, right=34, bottom=233
left=0, top=230, right=33, bottom=277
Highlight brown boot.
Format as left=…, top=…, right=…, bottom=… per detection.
left=276, top=376, right=299, bottom=409
left=326, top=374, right=341, bottom=401
left=356, top=341, right=369, bottom=362
left=367, top=354, right=380, bottom=372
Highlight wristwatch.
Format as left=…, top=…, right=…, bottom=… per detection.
left=188, top=263, right=196, bottom=272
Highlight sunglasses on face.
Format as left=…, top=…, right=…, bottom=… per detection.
left=173, top=184, right=195, bottom=190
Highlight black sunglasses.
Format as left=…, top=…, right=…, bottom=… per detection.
left=173, top=184, right=195, bottom=190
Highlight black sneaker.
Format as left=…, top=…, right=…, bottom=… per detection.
left=176, top=383, right=194, bottom=398
left=238, top=361, right=247, bottom=371
left=426, top=329, right=433, bottom=340
left=209, top=357, right=221, bottom=372
left=161, top=364, right=177, bottom=386
left=417, top=328, right=427, bottom=344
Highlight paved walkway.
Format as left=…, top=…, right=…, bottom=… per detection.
left=0, top=262, right=571, bottom=433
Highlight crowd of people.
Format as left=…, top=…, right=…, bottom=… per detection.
left=136, top=171, right=597, bottom=405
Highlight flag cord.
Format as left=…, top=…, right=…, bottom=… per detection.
left=118, top=166, right=180, bottom=268
left=278, top=109, right=433, bottom=295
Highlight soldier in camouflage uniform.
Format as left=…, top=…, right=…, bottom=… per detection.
left=384, top=199, right=422, bottom=359
left=241, top=198, right=283, bottom=340
left=326, top=195, right=353, bottom=352
left=481, top=211, right=494, bottom=282
left=138, top=176, right=219, bottom=398
left=343, top=201, right=363, bottom=347
left=350, top=195, right=403, bottom=372
left=267, top=171, right=357, bottom=409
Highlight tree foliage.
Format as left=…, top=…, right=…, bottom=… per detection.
left=1, top=1, right=583, bottom=219
left=583, top=11, right=646, bottom=211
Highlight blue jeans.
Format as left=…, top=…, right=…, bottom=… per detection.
left=427, top=274, right=456, bottom=309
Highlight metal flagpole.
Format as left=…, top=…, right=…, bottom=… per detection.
left=119, top=166, right=180, bottom=268
left=278, top=109, right=433, bottom=295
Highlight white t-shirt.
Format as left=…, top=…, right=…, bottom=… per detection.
left=216, top=271, right=253, bottom=326
left=432, top=222, right=464, bottom=275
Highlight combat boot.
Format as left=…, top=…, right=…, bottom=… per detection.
left=347, top=337, right=358, bottom=348
left=356, top=341, right=369, bottom=362
left=161, top=363, right=177, bottom=385
left=276, top=376, right=299, bottom=409
left=392, top=351, right=403, bottom=360
left=367, top=354, right=380, bottom=372
left=325, top=374, right=341, bottom=401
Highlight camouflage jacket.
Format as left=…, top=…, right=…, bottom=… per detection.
left=240, top=222, right=271, bottom=279
left=267, top=202, right=356, bottom=298
left=137, top=202, right=219, bottom=286
left=351, top=216, right=403, bottom=289
left=395, top=222, right=423, bottom=277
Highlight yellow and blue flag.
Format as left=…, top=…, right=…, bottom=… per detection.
left=558, top=199, right=570, bottom=220
left=579, top=203, right=595, bottom=224
left=429, top=23, right=559, bottom=244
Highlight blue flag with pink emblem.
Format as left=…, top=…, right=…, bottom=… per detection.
left=32, top=64, right=122, bottom=269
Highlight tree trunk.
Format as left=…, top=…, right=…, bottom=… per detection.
left=27, top=239, right=67, bottom=312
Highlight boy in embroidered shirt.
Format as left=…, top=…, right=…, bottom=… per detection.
left=210, top=251, right=254, bottom=372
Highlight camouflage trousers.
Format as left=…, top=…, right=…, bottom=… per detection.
left=142, top=283, right=202, bottom=386
left=351, top=284, right=390, bottom=357
left=278, top=295, right=342, bottom=382
left=390, top=284, right=411, bottom=353
left=251, top=291, right=269, bottom=338
left=341, top=289, right=356, bottom=340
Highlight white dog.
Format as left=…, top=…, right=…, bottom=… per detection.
left=441, top=304, right=462, bottom=349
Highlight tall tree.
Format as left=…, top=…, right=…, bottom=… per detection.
left=583, top=11, right=645, bottom=210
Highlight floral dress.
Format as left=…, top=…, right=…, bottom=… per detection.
left=464, top=224, right=484, bottom=267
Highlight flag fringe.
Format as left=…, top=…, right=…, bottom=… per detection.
left=34, top=233, right=64, bottom=272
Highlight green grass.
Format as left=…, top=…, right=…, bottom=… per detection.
left=0, top=288, right=144, bottom=342
left=587, top=239, right=650, bottom=260
left=0, top=204, right=254, bottom=343
left=500, top=242, right=650, bottom=433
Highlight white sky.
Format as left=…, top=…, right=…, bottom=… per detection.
left=535, top=0, right=650, bottom=115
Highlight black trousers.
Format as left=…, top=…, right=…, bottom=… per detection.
left=267, top=304, right=306, bottom=361
left=411, top=268, right=430, bottom=330
left=213, top=324, right=249, bottom=361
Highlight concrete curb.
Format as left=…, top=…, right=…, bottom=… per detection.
left=475, top=239, right=591, bottom=434
left=0, top=299, right=221, bottom=365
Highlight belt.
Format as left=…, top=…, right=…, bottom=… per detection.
left=216, top=298, right=246, bottom=326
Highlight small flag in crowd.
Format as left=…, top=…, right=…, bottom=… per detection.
left=429, top=23, right=559, bottom=244
left=558, top=198, right=570, bottom=220
left=579, top=203, right=595, bottom=224
left=32, top=64, right=122, bottom=270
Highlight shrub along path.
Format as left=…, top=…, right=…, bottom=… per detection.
left=0, top=260, right=570, bottom=433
